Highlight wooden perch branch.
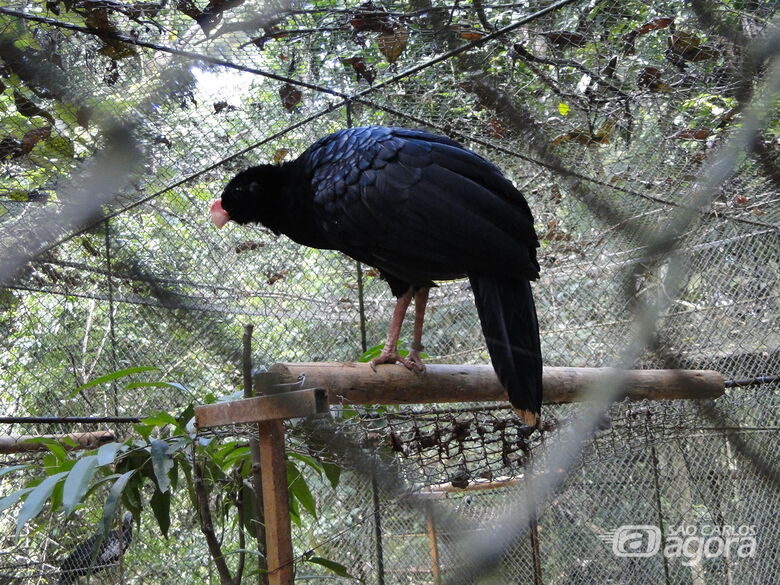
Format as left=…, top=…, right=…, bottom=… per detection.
left=268, top=362, right=724, bottom=405
left=194, top=363, right=722, bottom=429
left=0, top=431, right=115, bottom=454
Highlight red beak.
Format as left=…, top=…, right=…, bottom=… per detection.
left=210, top=199, right=230, bottom=229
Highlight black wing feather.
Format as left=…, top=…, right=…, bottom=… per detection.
left=307, top=127, right=538, bottom=286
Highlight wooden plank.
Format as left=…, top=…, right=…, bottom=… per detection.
left=425, top=506, right=442, bottom=585
left=268, top=363, right=724, bottom=405
left=0, top=431, right=115, bottom=454
left=194, top=388, right=328, bottom=429
left=258, top=419, right=294, bottom=585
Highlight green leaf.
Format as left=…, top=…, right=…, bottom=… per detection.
left=38, top=135, right=75, bottom=160
left=286, top=461, right=316, bottom=520
left=176, top=403, right=195, bottom=431
left=62, top=455, right=99, bottom=515
left=322, top=462, right=341, bottom=490
left=307, top=556, right=354, bottom=578
left=16, top=471, right=68, bottom=536
left=221, top=446, right=251, bottom=470
left=287, top=452, right=322, bottom=476
left=141, top=412, right=179, bottom=428
left=240, top=481, right=258, bottom=535
left=150, top=488, right=171, bottom=538
left=97, top=442, right=124, bottom=466
left=126, top=381, right=190, bottom=394
left=558, top=102, right=571, bottom=116
left=150, top=439, right=173, bottom=493
left=215, top=441, right=244, bottom=459
left=120, top=475, right=143, bottom=519
left=22, top=438, right=67, bottom=463
left=85, top=473, right=124, bottom=498
left=60, top=436, right=79, bottom=448
left=357, top=343, right=384, bottom=363
left=0, top=487, right=33, bottom=515
left=0, top=465, right=30, bottom=479
left=288, top=491, right=300, bottom=526
left=357, top=341, right=421, bottom=362
left=102, top=470, right=135, bottom=536
left=133, top=424, right=154, bottom=442
left=68, top=366, right=159, bottom=397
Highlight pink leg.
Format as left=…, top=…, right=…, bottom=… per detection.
left=369, top=288, right=413, bottom=371
left=403, top=288, right=429, bottom=372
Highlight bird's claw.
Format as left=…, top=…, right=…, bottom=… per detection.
left=368, top=351, right=401, bottom=372
left=368, top=350, right=426, bottom=373
left=400, top=351, right=426, bottom=373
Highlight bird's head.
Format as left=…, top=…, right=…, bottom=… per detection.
left=210, top=167, right=264, bottom=228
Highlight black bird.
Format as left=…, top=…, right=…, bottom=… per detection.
left=57, top=512, right=133, bottom=585
left=211, top=126, right=542, bottom=425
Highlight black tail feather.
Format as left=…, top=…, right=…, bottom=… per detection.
left=469, top=275, right=542, bottom=424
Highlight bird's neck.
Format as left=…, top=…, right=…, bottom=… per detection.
left=248, top=163, right=296, bottom=232
left=262, top=161, right=329, bottom=248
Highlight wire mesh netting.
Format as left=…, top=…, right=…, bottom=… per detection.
left=1, top=0, right=779, bottom=583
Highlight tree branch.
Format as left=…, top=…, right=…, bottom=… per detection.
left=193, top=451, right=235, bottom=585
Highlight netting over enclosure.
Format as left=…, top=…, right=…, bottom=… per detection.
left=1, top=0, right=779, bottom=583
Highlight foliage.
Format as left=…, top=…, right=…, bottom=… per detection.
left=0, top=0, right=778, bottom=582
left=0, top=367, right=347, bottom=583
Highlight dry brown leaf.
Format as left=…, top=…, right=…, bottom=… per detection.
left=667, top=31, right=718, bottom=62
left=671, top=128, right=711, bottom=141
left=601, top=56, right=618, bottom=78
left=349, top=2, right=394, bottom=33
left=279, top=83, right=302, bottom=111
left=669, top=31, right=701, bottom=51
left=552, top=128, right=607, bottom=146
left=377, top=26, right=409, bottom=63
left=637, top=67, right=669, bottom=92
left=21, top=126, right=52, bottom=154
left=640, top=16, right=675, bottom=32
left=342, top=56, right=376, bottom=84
left=486, top=117, right=508, bottom=139
left=235, top=241, right=265, bottom=254
left=450, top=26, right=486, bottom=41
left=266, top=269, right=289, bottom=285
left=273, top=148, right=290, bottom=164
left=540, top=30, right=587, bottom=48
left=543, top=219, right=573, bottom=241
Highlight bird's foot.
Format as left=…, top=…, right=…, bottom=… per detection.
left=368, top=348, right=426, bottom=373
left=369, top=350, right=404, bottom=372
left=399, top=349, right=426, bottom=373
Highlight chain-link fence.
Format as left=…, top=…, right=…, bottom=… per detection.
left=1, top=0, right=779, bottom=583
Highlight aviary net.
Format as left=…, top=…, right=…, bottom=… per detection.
left=1, top=0, right=778, bottom=583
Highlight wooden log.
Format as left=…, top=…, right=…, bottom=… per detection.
left=194, top=388, right=328, bottom=429
left=268, top=362, right=724, bottom=405
left=257, top=419, right=294, bottom=585
left=0, top=431, right=115, bottom=454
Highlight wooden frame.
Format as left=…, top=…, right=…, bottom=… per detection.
left=195, top=387, right=328, bottom=585
left=194, top=362, right=724, bottom=585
